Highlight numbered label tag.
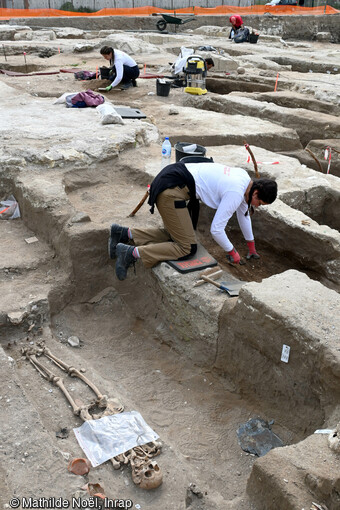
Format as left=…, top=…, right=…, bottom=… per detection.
left=281, top=344, right=290, bottom=363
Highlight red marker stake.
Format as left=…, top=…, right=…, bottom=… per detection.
left=274, top=72, right=279, bottom=92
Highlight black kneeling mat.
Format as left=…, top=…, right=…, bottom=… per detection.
left=114, top=107, right=146, bottom=119
left=166, top=243, right=217, bottom=273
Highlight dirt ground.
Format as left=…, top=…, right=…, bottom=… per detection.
left=1, top=26, right=339, bottom=510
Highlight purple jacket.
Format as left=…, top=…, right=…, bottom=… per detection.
left=71, top=89, right=105, bottom=106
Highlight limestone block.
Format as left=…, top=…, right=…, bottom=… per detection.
left=70, top=212, right=91, bottom=224
left=55, top=27, right=85, bottom=39
left=141, top=34, right=171, bottom=45
left=8, top=310, right=28, bottom=325
left=83, top=32, right=100, bottom=40
left=0, top=26, right=16, bottom=41
left=14, top=30, right=33, bottom=41
left=256, top=34, right=283, bottom=43
left=193, top=25, right=229, bottom=37
left=68, top=335, right=80, bottom=347
left=239, top=55, right=291, bottom=71
left=253, top=199, right=340, bottom=284
left=73, top=43, right=97, bottom=53
left=98, top=30, right=120, bottom=38
left=315, top=31, right=332, bottom=42
left=247, top=434, right=340, bottom=510
left=200, top=53, right=239, bottom=72
left=33, top=30, right=57, bottom=41
left=102, top=34, right=160, bottom=55
left=0, top=25, right=30, bottom=40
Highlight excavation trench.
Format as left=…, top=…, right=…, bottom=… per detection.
left=0, top=180, right=307, bottom=509
left=2, top=148, right=338, bottom=428
left=267, top=56, right=340, bottom=74
left=0, top=63, right=45, bottom=73
left=0, top=182, right=339, bottom=502
left=206, top=77, right=274, bottom=94
left=0, top=24, right=339, bottom=510
left=280, top=187, right=340, bottom=232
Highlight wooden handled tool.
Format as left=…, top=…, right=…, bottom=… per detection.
left=244, top=141, right=260, bottom=178
left=128, top=186, right=150, bottom=217
left=194, top=268, right=223, bottom=287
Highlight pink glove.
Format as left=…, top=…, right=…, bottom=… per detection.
left=246, top=240, right=260, bottom=260
left=227, top=248, right=240, bottom=264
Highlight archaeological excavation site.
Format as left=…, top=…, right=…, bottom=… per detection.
left=0, top=4, right=340, bottom=510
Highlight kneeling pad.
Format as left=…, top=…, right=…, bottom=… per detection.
left=166, top=242, right=217, bottom=273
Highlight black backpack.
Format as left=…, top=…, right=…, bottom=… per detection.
left=234, top=27, right=250, bottom=43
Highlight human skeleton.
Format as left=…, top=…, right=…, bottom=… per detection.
left=22, top=344, right=163, bottom=490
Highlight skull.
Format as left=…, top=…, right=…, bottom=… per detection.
left=131, top=456, right=163, bottom=490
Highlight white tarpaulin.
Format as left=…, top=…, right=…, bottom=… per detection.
left=73, top=411, right=159, bottom=467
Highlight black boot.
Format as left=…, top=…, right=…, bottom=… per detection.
left=115, top=244, right=136, bottom=281
left=108, top=224, right=129, bottom=259
left=120, top=81, right=133, bottom=90
left=132, top=79, right=137, bottom=87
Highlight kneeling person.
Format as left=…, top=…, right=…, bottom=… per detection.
left=100, top=45, right=140, bottom=91
left=109, top=161, right=277, bottom=280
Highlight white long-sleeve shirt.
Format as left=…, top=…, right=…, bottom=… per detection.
left=186, top=162, right=254, bottom=253
left=110, top=49, right=138, bottom=88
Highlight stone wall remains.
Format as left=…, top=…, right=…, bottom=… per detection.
left=4, top=14, right=340, bottom=42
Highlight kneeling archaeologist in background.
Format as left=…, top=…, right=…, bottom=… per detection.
left=229, top=15, right=244, bottom=38
left=229, top=15, right=250, bottom=43
left=100, top=45, right=140, bottom=91
left=108, top=161, right=277, bottom=280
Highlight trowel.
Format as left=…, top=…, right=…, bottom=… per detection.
left=200, top=275, right=244, bottom=297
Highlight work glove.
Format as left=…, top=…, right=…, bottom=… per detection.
left=246, top=240, right=260, bottom=260
left=226, top=248, right=241, bottom=264
left=105, top=84, right=112, bottom=92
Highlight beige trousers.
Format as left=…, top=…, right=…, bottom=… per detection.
left=132, top=186, right=197, bottom=268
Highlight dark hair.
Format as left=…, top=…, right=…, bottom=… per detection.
left=100, top=46, right=114, bottom=57
left=205, top=58, right=215, bottom=67
left=246, top=178, right=278, bottom=215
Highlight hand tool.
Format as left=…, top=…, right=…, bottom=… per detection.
left=244, top=141, right=260, bottom=178
left=200, top=275, right=241, bottom=296
left=128, top=185, right=150, bottom=217
left=194, top=268, right=223, bottom=287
